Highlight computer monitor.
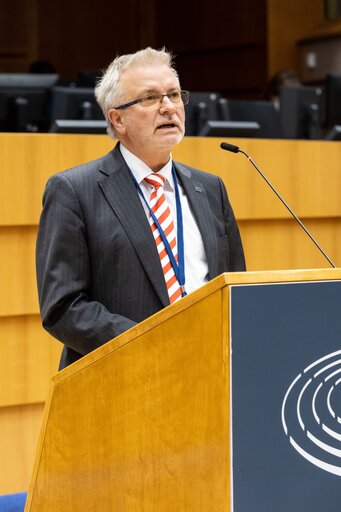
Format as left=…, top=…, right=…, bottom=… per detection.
left=0, top=73, right=59, bottom=132
left=0, top=91, right=50, bottom=132
left=50, top=86, right=104, bottom=124
left=184, top=92, right=221, bottom=135
left=279, top=84, right=324, bottom=139
left=49, top=120, right=107, bottom=134
left=224, top=99, right=283, bottom=138
left=198, top=120, right=260, bottom=138
left=0, top=73, right=59, bottom=89
left=324, top=74, right=341, bottom=135
left=325, top=125, right=341, bottom=141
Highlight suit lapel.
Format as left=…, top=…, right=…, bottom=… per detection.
left=97, top=147, right=170, bottom=307
left=174, top=162, right=218, bottom=280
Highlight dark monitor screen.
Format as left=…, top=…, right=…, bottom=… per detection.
left=0, top=93, right=8, bottom=130
left=49, top=120, right=107, bottom=134
left=325, top=74, right=341, bottom=128
left=199, top=120, right=260, bottom=138
left=0, top=73, right=59, bottom=132
left=225, top=99, right=283, bottom=138
left=0, top=89, right=51, bottom=132
left=279, top=84, right=324, bottom=139
left=50, top=86, right=104, bottom=122
left=185, top=92, right=221, bottom=136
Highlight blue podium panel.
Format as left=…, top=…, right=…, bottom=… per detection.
left=230, top=280, right=341, bottom=512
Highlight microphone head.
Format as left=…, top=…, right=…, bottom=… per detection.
left=220, top=141, right=240, bottom=153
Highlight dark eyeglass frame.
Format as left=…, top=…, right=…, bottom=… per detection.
left=114, top=90, right=190, bottom=110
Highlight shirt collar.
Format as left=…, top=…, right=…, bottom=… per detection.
left=119, top=144, right=174, bottom=190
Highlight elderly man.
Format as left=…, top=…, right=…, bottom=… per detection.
left=36, top=47, right=245, bottom=369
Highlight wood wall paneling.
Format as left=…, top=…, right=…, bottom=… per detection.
left=239, top=218, right=341, bottom=271
left=0, top=314, right=60, bottom=407
left=267, top=0, right=325, bottom=77
left=4, top=135, right=341, bottom=226
left=0, top=133, right=113, bottom=226
left=155, top=0, right=268, bottom=97
left=0, top=226, right=38, bottom=316
left=155, top=0, right=267, bottom=50
left=0, top=403, right=44, bottom=494
left=0, top=0, right=38, bottom=72
left=36, top=0, right=157, bottom=81
left=173, top=137, right=341, bottom=220
left=175, top=46, right=267, bottom=99
left=0, top=0, right=269, bottom=95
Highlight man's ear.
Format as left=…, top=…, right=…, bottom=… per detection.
left=108, top=108, right=126, bottom=135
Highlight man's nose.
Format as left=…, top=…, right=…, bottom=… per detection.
left=159, top=95, right=176, bottom=113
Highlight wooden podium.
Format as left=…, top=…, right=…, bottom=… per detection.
left=25, top=269, right=341, bottom=512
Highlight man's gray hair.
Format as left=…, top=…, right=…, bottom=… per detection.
left=95, top=47, right=179, bottom=139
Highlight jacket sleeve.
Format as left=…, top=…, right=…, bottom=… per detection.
left=36, top=173, right=136, bottom=357
left=218, top=176, right=246, bottom=271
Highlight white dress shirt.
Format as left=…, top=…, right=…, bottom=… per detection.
left=120, top=144, right=209, bottom=295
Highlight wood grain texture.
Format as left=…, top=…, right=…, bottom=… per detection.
left=0, top=0, right=38, bottom=72
left=0, top=314, right=60, bottom=407
left=0, top=403, right=44, bottom=494
left=0, top=226, right=38, bottom=316
left=238, top=218, right=341, bottom=270
left=2, top=135, right=341, bottom=225
left=27, top=286, right=230, bottom=511
left=174, top=137, right=341, bottom=220
left=267, top=0, right=325, bottom=75
left=0, top=133, right=112, bottom=226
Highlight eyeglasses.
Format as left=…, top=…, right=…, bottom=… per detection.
left=114, top=90, right=190, bottom=110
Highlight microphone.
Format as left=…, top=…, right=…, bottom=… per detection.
left=220, top=141, right=336, bottom=268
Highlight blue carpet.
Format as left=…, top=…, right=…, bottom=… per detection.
left=0, top=492, right=27, bottom=511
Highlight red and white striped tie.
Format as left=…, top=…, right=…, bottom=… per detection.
left=144, top=173, right=182, bottom=304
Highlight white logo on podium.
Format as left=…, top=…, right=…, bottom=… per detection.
left=282, top=350, right=341, bottom=476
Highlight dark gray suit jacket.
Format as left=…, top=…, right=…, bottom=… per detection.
left=36, top=143, right=245, bottom=369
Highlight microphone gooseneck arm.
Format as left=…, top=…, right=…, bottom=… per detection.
left=220, top=142, right=336, bottom=268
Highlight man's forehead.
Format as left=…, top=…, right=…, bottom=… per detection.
left=121, top=64, right=180, bottom=92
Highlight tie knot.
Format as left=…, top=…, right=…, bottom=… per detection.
left=144, top=173, right=166, bottom=189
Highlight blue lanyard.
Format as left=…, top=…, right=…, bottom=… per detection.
left=131, top=164, right=187, bottom=297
